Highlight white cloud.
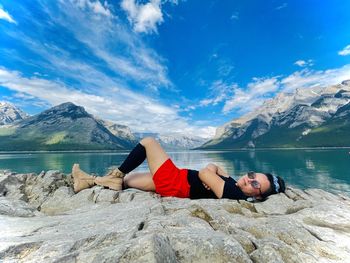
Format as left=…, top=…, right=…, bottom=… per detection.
left=12, top=92, right=36, bottom=100
left=73, top=0, right=113, bottom=17
left=275, top=3, right=287, bottom=10
left=247, top=77, right=280, bottom=96
left=338, top=44, right=350, bottom=56
left=200, top=64, right=350, bottom=116
left=0, top=7, right=17, bottom=24
left=199, top=77, right=280, bottom=114
left=199, top=80, right=238, bottom=107
left=30, top=0, right=172, bottom=90
left=217, top=64, right=234, bottom=77
left=230, top=12, right=239, bottom=20
left=196, top=126, right=216, bottom=138
left=294, top=60, right=306, bottom=67
left=281, top=64, right=350, bottom=92
left=223, top=77, right=280, bottom=113
left=166, top=0, right=180, bottom=4
left=121, top=0, right=164, bottom=34
left=0, top=67, right=213, bottom=138
left=294, top=59, right=314, bottom=67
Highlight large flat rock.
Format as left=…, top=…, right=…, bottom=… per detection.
left=1, top=170, right=350, bottom=263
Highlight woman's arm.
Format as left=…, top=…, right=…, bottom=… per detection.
left=198, top=167, right=225, bottom=198
left=206, top=163, right=229, bottom=177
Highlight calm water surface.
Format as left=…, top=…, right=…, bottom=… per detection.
left=0, top=149, right=349, bottom=196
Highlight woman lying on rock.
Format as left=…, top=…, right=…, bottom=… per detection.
left=72, top=137, right=285, bottom=200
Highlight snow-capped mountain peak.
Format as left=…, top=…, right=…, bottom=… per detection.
left=0, top=101, right=30, bottom=125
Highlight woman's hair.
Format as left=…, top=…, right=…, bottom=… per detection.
left=261, top=173, right=286, bottom=199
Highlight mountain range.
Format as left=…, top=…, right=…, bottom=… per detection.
left=0, top=102, right=205, bottom=151
left=1, top=79, right=350, bottom=151
left=200, top=80, right=350, bottom=149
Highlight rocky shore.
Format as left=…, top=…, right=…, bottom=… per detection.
left=1, top=170, right=350, bottom=263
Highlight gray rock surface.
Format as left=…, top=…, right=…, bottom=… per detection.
left=1, top=170, right=350, bottom=263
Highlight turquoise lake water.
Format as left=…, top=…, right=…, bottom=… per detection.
left=0, top=149, right=349, bottom=196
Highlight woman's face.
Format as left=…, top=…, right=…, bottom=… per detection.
left=236, top=172, right=271, bottom=198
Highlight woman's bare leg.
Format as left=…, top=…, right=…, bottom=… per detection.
left=123, top=172, right=155, bottom=191
left=118, top=137, right=169, bottom=191
left=139, top=137, right=169, bottom=176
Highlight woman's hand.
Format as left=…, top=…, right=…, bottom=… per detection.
left=206, top=163, right=230, bottom=178
left=217, top=165, right=229, bottom=178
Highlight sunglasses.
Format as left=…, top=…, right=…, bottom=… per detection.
left=247, top=171, right=262, bottom=195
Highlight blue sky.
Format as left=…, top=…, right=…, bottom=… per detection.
left=0, top=0, right=350, bottom=138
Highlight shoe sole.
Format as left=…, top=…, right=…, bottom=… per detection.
left=95, top=178, right=123, bottom=191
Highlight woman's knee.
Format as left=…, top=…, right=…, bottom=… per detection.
left=123, top=173, right=155, bottom=191
left=140, top=137, right=157, bottom=146
left=123, top=174, right=136, bottom=188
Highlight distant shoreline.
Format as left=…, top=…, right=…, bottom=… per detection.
left=1, top=146, right=350, bottom=154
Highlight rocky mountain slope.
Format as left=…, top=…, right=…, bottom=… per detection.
left=200, top=80, right=350, bottom=149
left=97, top=118, right=138, bottom=146
left=0, top=102, right=134, bottom=151
left=0, top=101, right=29, bottom=125
left=1, top=169, right=350, bottom=262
